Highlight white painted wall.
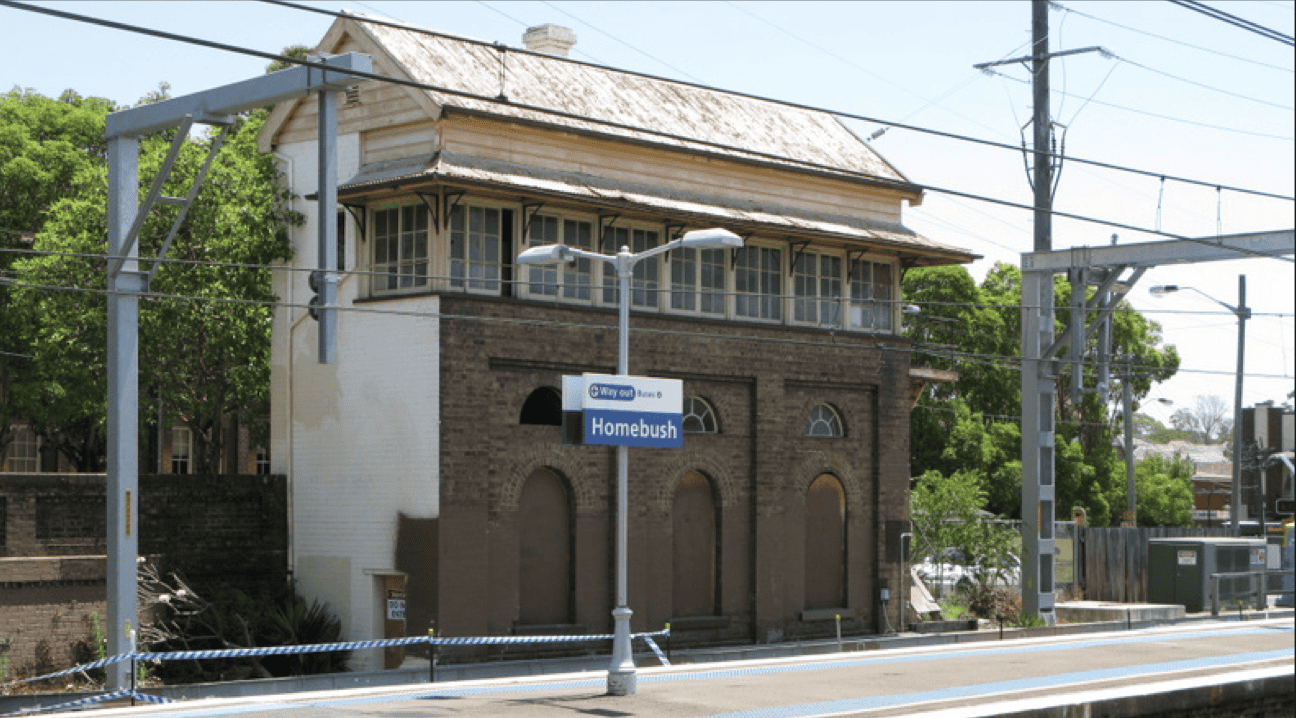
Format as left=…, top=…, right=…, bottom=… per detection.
left=270, top=135, right=441, bottom=670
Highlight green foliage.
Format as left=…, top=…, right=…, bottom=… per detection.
left=1, top=88, right=119, bottom=464
left=1134, top=452, right=1195, bottom=527
left=904, top=263, right=1181, bottom=526
left=6, top=88, right=298, bottom=471
left=911, top=469, right=1017, bottom=586
left=265, top=45, right=313, bottom=74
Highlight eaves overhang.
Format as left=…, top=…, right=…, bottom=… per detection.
left=315, top=152, right=977, bottom=268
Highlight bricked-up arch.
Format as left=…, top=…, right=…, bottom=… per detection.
left=518, top=468, right=573, bottom=625
left=519, top=386, right=562, bottom=426
left=805, top=473, right=846, bottom=610
left=673, top=471, right=718, bottom=617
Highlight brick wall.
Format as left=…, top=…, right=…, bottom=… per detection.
left=0, top=473, right=287, bottom=676
left=432, top=293, right=911, bottom=647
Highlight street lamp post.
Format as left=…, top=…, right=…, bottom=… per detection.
left=1150, top=276, right=1250, bottom=534
left=517, top=227, right=743, bottom=696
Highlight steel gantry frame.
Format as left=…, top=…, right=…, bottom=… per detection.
left=102, top=52, right=370, bottom=689
left=1018, top=230, right=1294, bottom=622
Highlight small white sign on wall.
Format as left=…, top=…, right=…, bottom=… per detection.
left=387, top=599, right=406, bottom=621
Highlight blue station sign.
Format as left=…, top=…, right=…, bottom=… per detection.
left=562, top=374, right=683, bottom=448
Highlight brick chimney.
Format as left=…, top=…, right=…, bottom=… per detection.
left=522, top=24, right=577, bottom=57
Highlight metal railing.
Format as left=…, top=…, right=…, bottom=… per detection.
left=1209, top=569, right=1295, bottom=616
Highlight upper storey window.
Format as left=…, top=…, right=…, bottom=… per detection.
left=449, top=204, right=503, bottom=293
left=373, top=204, right=429, bottom=292
left=734, top=245, right=783, bottom=321
left=527, top=215, right=594, bottom=301
left=670, top=247, right=727, bottom=316
left=602, top=226, right=661, bottom=308
left=850, top=258, right=894, bottom=332
left=793, top=251, right=843, bottom=328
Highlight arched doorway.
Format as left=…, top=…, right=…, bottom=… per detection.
left=804, top=473, right=845, bottom=610
left=672, top=471, right=717, bottom=617
left=518, top=468, right=572, bottom=625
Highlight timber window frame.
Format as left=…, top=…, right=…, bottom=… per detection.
left=448, top=202, right=507, bottom=295
left=521, top=214, right=596, bottom=303
left=848, top=256, right=897, bottom=332
left=733, top=243, right=784, bottom=323
left=792, top=250, right=845, bottom=328
left=371, top=202, right=430, bottom=293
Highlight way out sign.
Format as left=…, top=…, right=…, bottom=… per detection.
left=562, top=374, right=683, bottom=448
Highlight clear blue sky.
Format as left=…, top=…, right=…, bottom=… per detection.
left=5, top=0, right=1293, bottom=420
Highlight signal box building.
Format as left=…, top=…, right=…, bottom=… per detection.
left=259, top=13, right=977, bottom=668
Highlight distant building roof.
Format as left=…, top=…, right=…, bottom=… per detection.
left=1134, top=439, right=1227, bottom=466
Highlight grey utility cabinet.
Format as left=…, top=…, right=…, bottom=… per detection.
left=1147, top=537, right=1266, bottom=612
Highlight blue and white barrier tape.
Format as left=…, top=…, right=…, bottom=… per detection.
left=5, top=654, right=134, bottom=686
left=28, top=689, right=171, bottom=714
left=135, top=635, right=431, bottom=662
left=641, top=636, right=669, bottom=666
left=6, top=628, right=673, bottom=690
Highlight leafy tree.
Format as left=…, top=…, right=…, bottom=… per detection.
left=8, top=87, right=297, bottom=472
left=1, top=88, right=118, bottom=466
left=265, top=45, right=313, bottom=74
left=911, top=469, right=1016, bottom=595
left=905, top=263, right=1180, bottom=526
left=1134, top=452, right=1195, bottom=526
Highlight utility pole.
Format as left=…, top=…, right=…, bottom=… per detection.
left=973, top=0, right=1106, bottom=625
left=1020, top=0, right=1057, bottom=624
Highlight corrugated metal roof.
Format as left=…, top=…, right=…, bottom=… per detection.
left=349, top=14, right=913, bottom=186
left=336, top=151, right=974, bottom=263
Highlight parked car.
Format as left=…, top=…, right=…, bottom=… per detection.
left=915, top=548, right=1021, bottom=596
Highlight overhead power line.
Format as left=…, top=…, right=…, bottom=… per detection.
left=7, top=271, right=1292, bottom=388
left=1170, top=0, right=1296, bottom=46
left=982, top=67, right=1294, bottom=141
left=2, top=0, right=1292, bottom=265
left=1052, top=2, right=1294, bottom=73
left=5, top=245, right=1294, bottom=323
left=247, top=0, right=1295, bottom=201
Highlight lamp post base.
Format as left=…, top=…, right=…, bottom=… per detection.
left=607, top=606, right=636, bottom=695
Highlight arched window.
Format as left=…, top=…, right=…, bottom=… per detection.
left=673, top=472, right=717, bottom=617
left=518, top=469, right=572, bottom=625
left=804, top=474, right=846, bottom=610
left=804, top=404, right=843, bottom=437
left=519, top=386, right=562, bottom=425
left=682, top=396, right=718, bottom=434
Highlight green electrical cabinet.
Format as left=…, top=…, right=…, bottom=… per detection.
left=1148, top=537, right=1266, bottom=612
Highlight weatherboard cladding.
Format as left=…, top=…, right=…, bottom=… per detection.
left=349, top=13, right=910, bottom=184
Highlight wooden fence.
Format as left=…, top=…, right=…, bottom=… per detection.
left=1077, top=526, right=1233, bottom=603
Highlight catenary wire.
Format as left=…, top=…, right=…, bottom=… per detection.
left=1, top=5, right=1291, bottom=263
left=4, top=244, right=1294, bottom=320
left=536, top=0, right=704, bottom=83
left=1109, top=52, right=1293, bottom=111
left=242, top=0, right=1295, bottom=201
left=8, top=273, right=1292, bottom=388
left=1052, top=2, right=1294, bottom=74
left=3, top=2, right=1287, bottom=263
left=980, top=66, right=1293, bottom=141
left=1169, top=0, right=1295, bottom=46
left=6, top=0, right=1292, bottom=261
